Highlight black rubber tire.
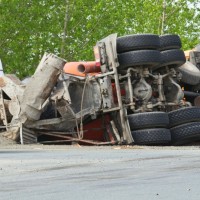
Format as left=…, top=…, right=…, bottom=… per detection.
left=178, top=67, right=200, bottom=85
left=170, top=122, right=200, bottom=145
left=168, top=107, right=200, bottom=128
left=117, top=34, right=160, bottom=53
left=159, top=34, right=182, bottom=51
left=128, top=112, right=169, bottom=130
left=118, top=50, right=161, bottom=69
left=132, top=128, right=171, bottom=145
left=160, top=49, right=186, bottom=67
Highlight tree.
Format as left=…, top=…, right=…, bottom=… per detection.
left=0, top=0, right=199, bottom=78
left=0, top=0, right=65, bottom=77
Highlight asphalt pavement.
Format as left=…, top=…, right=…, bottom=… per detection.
left=1, top=145, right=200, bottom=200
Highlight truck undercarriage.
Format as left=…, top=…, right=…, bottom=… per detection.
left=1, top=33, right=200, bottom=146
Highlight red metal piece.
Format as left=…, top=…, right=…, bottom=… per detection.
left=82, top=118, right=105, bottom=141
left=78, top=114, right=116, bottom=143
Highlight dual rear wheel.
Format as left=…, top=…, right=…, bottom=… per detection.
left=128, top=107, right=200, bottom=145
left=128, top=112, right=171, bottom=145
left=117, top=34, right=185, bottom=70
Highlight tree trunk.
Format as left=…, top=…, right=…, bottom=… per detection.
left=61, top=0, right=70, bottom=57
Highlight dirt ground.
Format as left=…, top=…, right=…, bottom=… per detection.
left=0, top=134, right=16, bottom=146
left=1, top=131, right=200, bottom=150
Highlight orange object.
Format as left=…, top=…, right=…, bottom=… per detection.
left=63, top=61, right=100, bottom=77
left=184, top=50, right=191, bottom=60
left=184, top=48, right=195, bottom=60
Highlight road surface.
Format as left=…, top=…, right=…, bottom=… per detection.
left=1, top=145, right=200, bottom=200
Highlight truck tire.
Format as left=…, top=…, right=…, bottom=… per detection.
left=170, top=122, right=200, bottom=145
left=118, top=50, right=161, bottom=69
left=159, top=34, right=182, bottom=51
left=178, top=61, right=200, bottom=85
left=132, top=128, right=171, bottom=145
left=160, top=49, right=186, bottom=67
left=179, top=67, right=200, bottom=85
left=168, top=107, right=200, bottom=127
left=128, top=112, right=169, bottom=130
left=117, top=34, right=160, bottom=53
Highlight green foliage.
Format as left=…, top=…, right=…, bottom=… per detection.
left=0, top=0, right=65, bottom=77
left=0, top=0, right=200, bottom=78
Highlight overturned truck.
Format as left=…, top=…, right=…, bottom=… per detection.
left=1, top=33, right=200, bottom=145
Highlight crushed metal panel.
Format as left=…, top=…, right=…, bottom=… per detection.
left=0, top=75, right=24, bottom=100
left=0, top=75, right=24, bottom=132
left=25, top=117, right=77, bottom=131
left=53, top=76, right=101, bottom=119
left=19, top=53, right=66, bottom=122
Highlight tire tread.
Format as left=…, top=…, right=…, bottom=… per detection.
left=117, top=34, right=160, bottom=53
left=132, top=128, right=171, bottom=145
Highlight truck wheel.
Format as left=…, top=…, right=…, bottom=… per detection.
left=168, top=107, right=200, bottom=127
left=178, top=61, right=200, bottom=85
left=132, top=128, right=171, bottom=145
left=128, top=112, right=169, bottom=130
left=171, top=122, right=200, bottom=145
left=159, top=34, right=182, bottom=51
left=160, top=49, right=186, bottom=67
left=117, top=34, right=160, bottom=53
left=118, top=50, right=161, bottom=69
